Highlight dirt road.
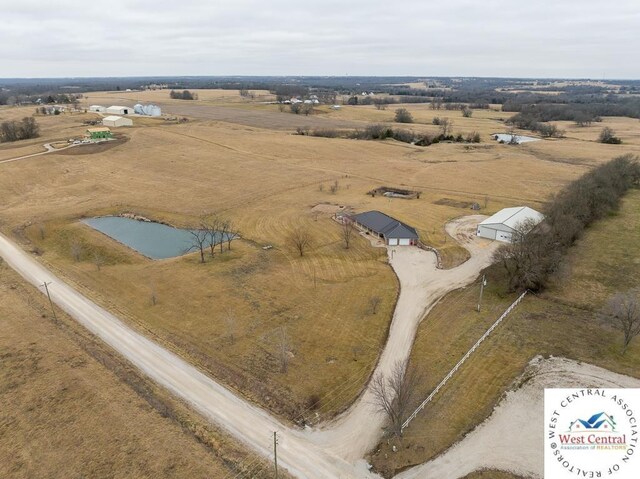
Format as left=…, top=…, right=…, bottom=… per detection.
left=397, top=356, right=640, bottom=479
left=0, top=232, right=379, bottom=479
left=305, top=216, right=499, bottom=461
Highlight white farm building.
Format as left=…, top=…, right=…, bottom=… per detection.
left=89, top=105, right=106, bottom=112
left=477, top=206, right=544, bottom=243
left=106, top=105, right=131, bottom=115
left=102, top=115, right=133, bottom=127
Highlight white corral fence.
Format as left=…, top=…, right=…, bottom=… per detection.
left=401, top=290, right=528, bottom=432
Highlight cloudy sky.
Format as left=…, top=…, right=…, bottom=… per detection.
left=2, top=0, right=639, bottom=79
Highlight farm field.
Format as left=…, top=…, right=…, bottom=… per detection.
left=370, top=190, right=640, bottom=476
left=0, top=261, right=269, bottom=479
left=2, top=90, right=640, bottom=443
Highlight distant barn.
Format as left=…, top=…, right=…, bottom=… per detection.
left=106, top=105, right=131, bottom=115
left=353, top=211, right=419, bottom=246
left=102, top=115, right=133, bottom=127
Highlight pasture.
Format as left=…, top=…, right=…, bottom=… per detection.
left=2, top=91, right=639, bottom=426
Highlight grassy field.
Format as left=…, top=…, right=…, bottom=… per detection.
left=370, top=190, right=640, bottom=476
left=0, top=261, right=278, bottom=479
left=1, top=93, right=639, bottom=427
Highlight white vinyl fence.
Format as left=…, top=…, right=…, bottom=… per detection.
left=401, top=290, right=528, bottom=432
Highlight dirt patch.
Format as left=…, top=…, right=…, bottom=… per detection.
left=52, top=136, right=129, bottom=156
left=434, top=198, right=479, bottom=209
left=310, top=203, right=352, bottom=215
left=397, top=357, right=640, bottom=479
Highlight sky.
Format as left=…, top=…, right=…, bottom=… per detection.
left=1, top=0, right=639, bottom=79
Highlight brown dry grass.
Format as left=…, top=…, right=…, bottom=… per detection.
left=371, top=191, right=640, bottom=477
left=0, top=261, right=276, bottom=479
left=1, top=97, right=639, bottom=426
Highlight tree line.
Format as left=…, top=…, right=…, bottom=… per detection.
left=0, top=117, right=40, bottom=143
left=494, top=154, right=640, bottom=292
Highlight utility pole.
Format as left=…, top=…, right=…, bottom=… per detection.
left=41, top=281, right=57, bottom=321
left=477, top=275, right=487, bottom=312
left=273, top=431, right=279, bottom=479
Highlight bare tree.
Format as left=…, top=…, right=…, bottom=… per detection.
left=92, top=252, right=105, bottom=271
left=462, top=107, right=473, bottom=118
left=439, top=117, right=453, bottom=137
left=186, top=228, right=209, bottom=263
left=368, top=296, right=382, bottom=315
left=223, top=219, right=237, bottom=250
left=370, top=359, right=421, bottom=437
left=70, top=239, right=83, bottom=262
left=201, top=213, right=221, bottom=258
left=289, top=227, right=312, bottom=257
left=342, top=219, right=355, bottom=249
left=601, top=290, right=640, bottom=355
left=329, top=180, right=339, bottom=194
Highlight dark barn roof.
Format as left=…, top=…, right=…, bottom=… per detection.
left=353, top=211, right=419, bottom=239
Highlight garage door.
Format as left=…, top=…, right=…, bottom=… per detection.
left=388, top=238, right=399, bottom=246
left=399, top=238, right=411, bottom=246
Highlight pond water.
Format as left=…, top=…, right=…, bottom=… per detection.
left=492, top=133, right=540, bottom=144
left=82, top=216, right=223, bottom=260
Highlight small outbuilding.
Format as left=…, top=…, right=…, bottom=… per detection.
left=89, top=105, right=106, bottom=112
left=353, top=210, right=419, bottom=246
left=86, top=127, right=112, bottom=139
left=477, top=206, right=544, bottom=243
left=106, top=105, right=131, bottom=115
left=102, top=115, right=133, bottom=127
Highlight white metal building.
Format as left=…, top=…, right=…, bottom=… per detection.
left=106, top=105, right=131, bottom=115
left=89, top=105, right=106, bottom=112
left=102, top=115, right=133, bottom=127
left=477, top=206, right=544, bottom=243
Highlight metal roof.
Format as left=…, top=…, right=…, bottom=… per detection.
left=353, top=211, right=419, bottom=239
left=479, top=206, right=544, bottom=230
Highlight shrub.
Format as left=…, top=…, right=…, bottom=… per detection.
left=598, top=127, right=622, bottom=144
left=394, top=108, right=414, bottom=123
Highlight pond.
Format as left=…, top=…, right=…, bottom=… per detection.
left=492, top=133, right=540, bottom=144
left=82, top=216, right=224, bottom=260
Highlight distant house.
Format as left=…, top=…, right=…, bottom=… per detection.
left=102, top=115, right=133, bottom=127
left=477, top=206, right=544, bottom=243
left=106, top=105, right=131, bottom=115
left=353, top=211, right=419, bottom=246
left=89, top=105, right=106, bottom=112
left=86, top=127, right=112, bottom=140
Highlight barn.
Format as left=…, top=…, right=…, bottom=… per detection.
left=106, top=105, right=131, bottom=115
left=353, top=211, right=419, bottom=246
left=89, top=105, right=106, bottom=112
left=102, top=115, right=133, bottom=127
left=86, top=127, right=112, bottom=139
left=477, top=206, right=544, bottom=243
